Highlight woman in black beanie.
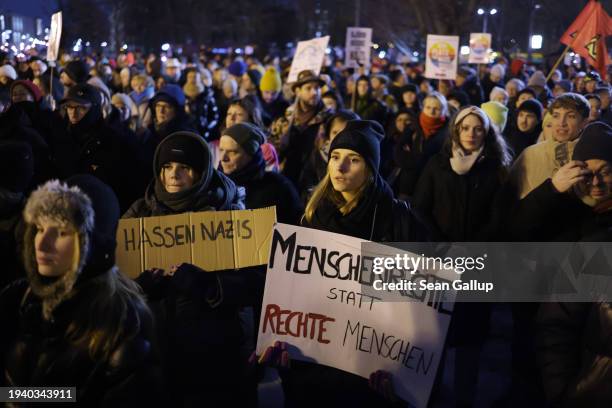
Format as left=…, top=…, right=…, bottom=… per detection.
left=122, top=131, right=261, bottom=406
left=0, top=174, right=165, bottom=405
left=261, top=120, right=427, bottom=408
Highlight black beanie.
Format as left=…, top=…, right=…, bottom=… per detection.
left=155, top=131, right=212, bottom=176
left=246, top=69, right=262, bottom=88
left=518, top=99, right=543, bottom=120
left=330, top=119, right=384, bottom=172
left=223, top=122, right=266, bottom=155
left=0, top=141, right=33, bottom=193
left=573, top=121, right=612, bottom=163
left=66, top=174, right=119, bottom=277
left=63, top=60, right=90, bottom=84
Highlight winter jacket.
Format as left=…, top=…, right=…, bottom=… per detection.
left=393, top=120, right=448, bottom=199
left=355, top=96, right=389, bottom=128
left=123, top=134, right=260, bottom=406
left=185, top=86, right=220, bottom=140
left=413, top=149, right=507, bottom=242
left=260, top=93, right=289, bottom=124
left=503, top=123, right=542, bottom=162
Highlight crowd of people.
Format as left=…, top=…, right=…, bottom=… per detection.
left=0, top=46, right=611, bottom=407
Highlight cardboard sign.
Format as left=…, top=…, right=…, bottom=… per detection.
left=425, top=35, right=459, bottom=80
left=116, top=207, right=276, bottom=278
left=288, top=36, right=330, bottom=83
left=46, top=12, right=62, bottom=62
left=468, top=33, right=492, bottom=64
left=256, top=224, right=456, bottom=408
left=344, top=27, right=373, bottom=68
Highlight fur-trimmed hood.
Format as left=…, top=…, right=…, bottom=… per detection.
left=22, top=180, right=94, bottom=319
left=22, top=176, right=120, bottom=319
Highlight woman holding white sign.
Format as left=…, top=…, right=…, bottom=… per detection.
left=256, top=119, right=428, bottom=407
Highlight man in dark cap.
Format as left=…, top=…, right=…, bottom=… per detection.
left=281, top=70, right=332, bottom=192
left=51, top=84, right=146, bottom=212
left=504, top=99, right=544, bottom=159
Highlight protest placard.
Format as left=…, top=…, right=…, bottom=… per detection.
left=287, top=36, right=330, bottom=83
left=468, top=33, right=492, bottom=64
left=256, top=224, right=456, bottom=408
left=344, top=27, right=373, bottom=68
left=425, top=34, right=459, bottom=80
left=116, top=207, right=276, bottom=278
left=47, top=12, right=62, bottom=62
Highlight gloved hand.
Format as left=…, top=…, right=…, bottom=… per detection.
left=249, top=340, right=290, bottom=371
left=170, top=263, right=218, bottom=300
left=135, top=268, right=170, bottom=301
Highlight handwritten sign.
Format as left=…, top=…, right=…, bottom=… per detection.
left=256, top=224, right=456, bottom=408
left=46, top=12, right=62, bottom=62
left=288, top=36, right=330, bottom=83
left=345, top=27, right=373, bottom=68
left=116, top=207, right=276, bottom=278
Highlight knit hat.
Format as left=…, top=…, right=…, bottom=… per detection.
left=455, top=106, right=491, bottom=133
left=490, top=86, right=508, bottom=102
left=0, top=64, right=17, bottom=80
left=260, top=67, right=282, bottom=92
left=528, top=70, right=547, bottom=88
left=151, top=84, right=186, bottom=108
left=228, top=60, right=247, bottom=77
left=223, top=122, right=266, bottom=155
left=22, top=175, right=120, bottom=317
left=490, top=64, right=505, bottom=80
left=401, top=84, right=419, bottom=95
left=330, top=119, right=384, bottom=172
left=555, top=80, right=573, bottom=93
left=506, top=78, right=526, bottom=93
left=61, top=83, right=101, bottom=106
left=447, top=89, right=470, bottom=108
left=517, top=99, right=543, bottom=120
left=111, top=93, right=137, bottom=116
left=10, top=80, right=43, bottom=102
left=0, top=141, right=33, bottom=193
left=62, top=60, right=90, bottom=83
left=156, top=131, right=211, bottom=175
left=481, top=101, right=509, bottom=132
left=573, top=121, right=612, bottom=163
left=246, top=69, right=262, bottom=88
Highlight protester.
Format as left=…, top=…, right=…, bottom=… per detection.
left=183, top=67, right=220, bottom=139
left=257, top=119, right=427, bottom=407
left=123, top=131, right=259, bottom=406
left=259, top=67, right=289, bottom=122
left=509, top=93, right=590, bottom=199
left=0, top=175, right=165, bottom=404
left=585, top=93, right=603, bottom=123
left=456, top=66, right=484, bottom=106
left=504, top=99, right=543, bottom=159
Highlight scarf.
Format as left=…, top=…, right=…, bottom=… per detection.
left=223, top=150, right=266, bottom=188
left=419, top=112, right=446, bottom=139
left=309, top=174, right=394, bottom=240
left=594, top=198, right=612, bottom=214
left=129, top=86, right=155, bottom=106
left=450, top=141, right=484, bottom=175
left=294, top=100, right=318, bottom=127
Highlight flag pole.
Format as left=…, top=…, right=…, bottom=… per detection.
left=545, top=43, right=573, bottom=82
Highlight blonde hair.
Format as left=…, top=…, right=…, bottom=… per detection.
left=304, top=166, right=373, bottom=222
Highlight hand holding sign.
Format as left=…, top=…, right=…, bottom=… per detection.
left=369, top=370, right=407, bottom=407
left=249, top=341, right=290, bottom=370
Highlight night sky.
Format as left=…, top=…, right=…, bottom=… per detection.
left=0, top=0, right=57, bottom=21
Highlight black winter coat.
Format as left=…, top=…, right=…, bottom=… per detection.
left=50, top=111, right=144, bottom=213
left=413, top=150, right=507, bottom=241
left=503, top=123, right=541, bottom=161
left=393, top=120, right=448, bottom=199
left=355, top=96, right=389, bottom=127
left=185, top=87, right=220, bottom=140
left=124, top=171, right=262, bottom=406
left=0, top=277, right=164, bottom=406
left=459, top=75, right=485, bottom=107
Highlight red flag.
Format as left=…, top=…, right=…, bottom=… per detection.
left=560, top=0, right=611, bottom=76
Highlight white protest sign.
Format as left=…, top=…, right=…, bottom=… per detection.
left=425, top=35, right=459, bottom=80
left=256, top=224, right=456, bottom=408
left=288, top=36, right=330, bottom=83
left=468, top=33, right=492, bottom=64
left=345, top=27, right=373, bottom=68
left=47, top=11, right=62, bottom=62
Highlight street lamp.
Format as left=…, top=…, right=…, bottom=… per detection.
left=476, top=8, right=498, bottom=33
left=527, top=2, right=542, bottom=62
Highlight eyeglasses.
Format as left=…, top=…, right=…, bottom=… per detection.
left=584, top=168, right=612, bottom=185
left=63, top=104, right=90, bottom=113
